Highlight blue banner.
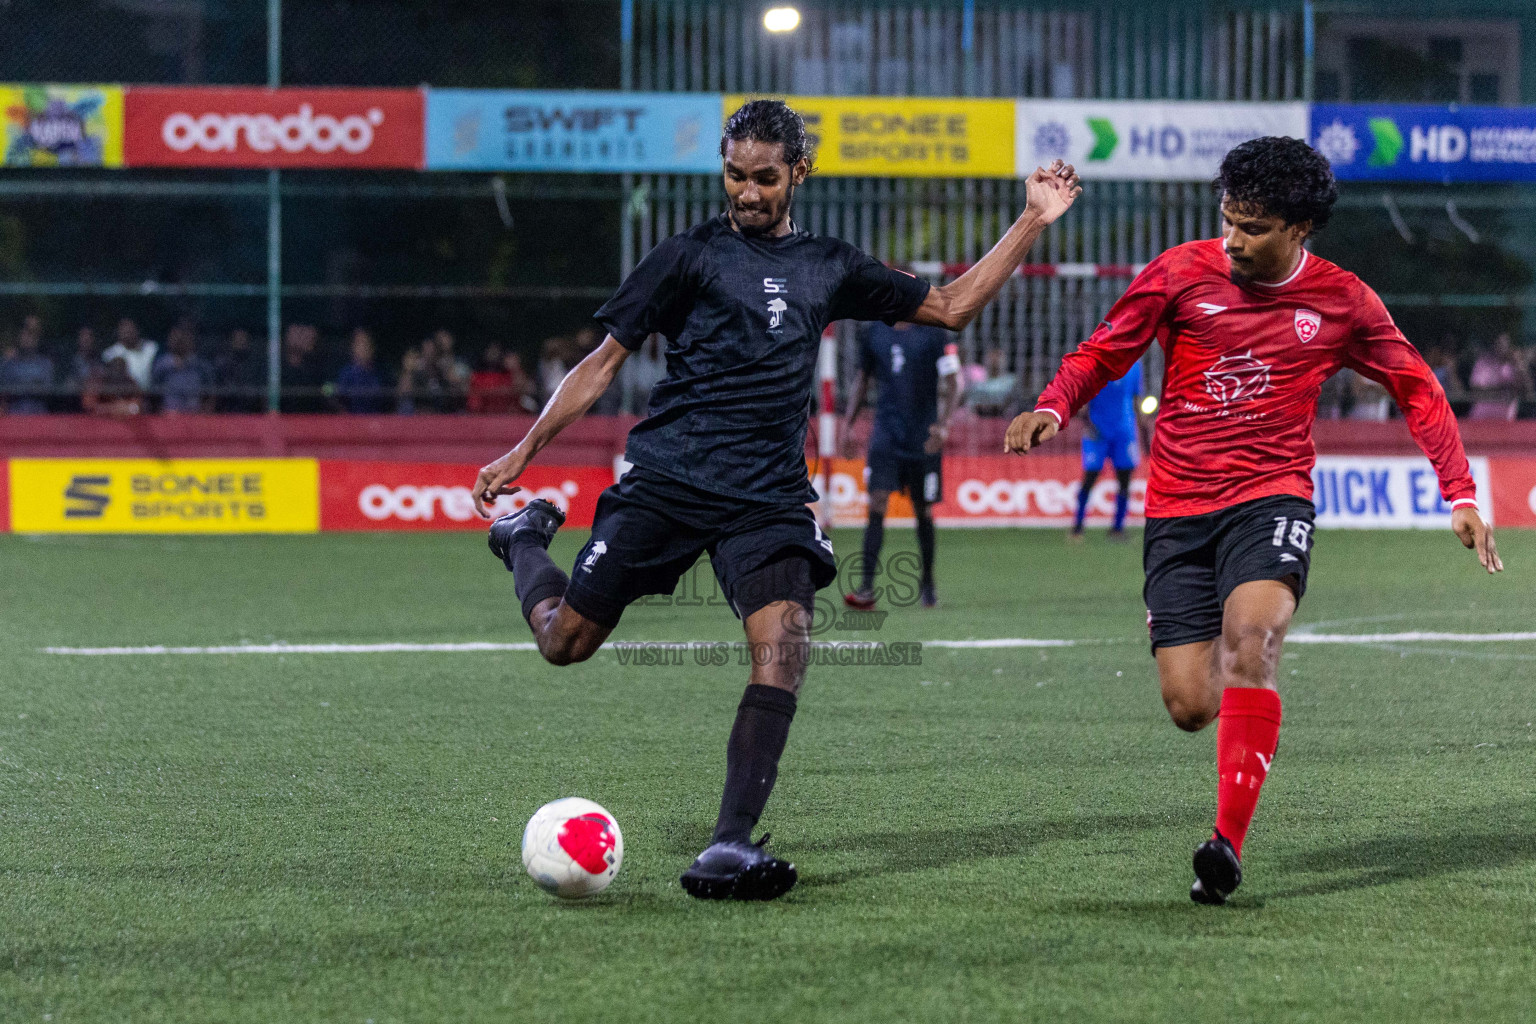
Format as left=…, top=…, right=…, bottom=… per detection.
left=425, top=89, right=720, bottom=173
left=1311, top=103, right=1536, bottom=182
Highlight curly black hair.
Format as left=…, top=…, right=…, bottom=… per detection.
left=1214, top=136, right=1338, bottom=232
left=721, top=99, right=814, bottom=170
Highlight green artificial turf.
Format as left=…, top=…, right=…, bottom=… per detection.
left=1, top=528, right=1533, bottom=1022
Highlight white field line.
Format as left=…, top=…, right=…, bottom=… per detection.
left=39, top=633, right=1536, bottom=656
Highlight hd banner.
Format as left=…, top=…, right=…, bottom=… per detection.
left=426, top=90, right=718, bottom=173
left=1016, top=101, right=1309, bottom=181
left=8, top=459, right=319, bottom=533
left=2, top=84, right=124, bottom=167
left=730, top=95, right=1017, bottom=178
left=1311, top=103, right=1536, bottom=183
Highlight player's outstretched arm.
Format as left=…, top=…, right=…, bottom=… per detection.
left=1452, top=505, right=1503, bottom=574
left=473, top=336, right=632, bottom=518
left=910, top=161, right=1081, bottom=332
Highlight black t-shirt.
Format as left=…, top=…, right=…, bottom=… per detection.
left=860, top=321, right=954, bottom=458
left=595, top=214, right=930, bottom=504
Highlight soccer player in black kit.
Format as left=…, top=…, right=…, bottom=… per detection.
left=472, top=100, right=1080, bottom=900
left=840, top=317, right=961, bottom=609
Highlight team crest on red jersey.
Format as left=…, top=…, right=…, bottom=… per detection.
left=1202, top=351, right=1272, bottom=406
left=1294, top=308, right=1322, bottom=344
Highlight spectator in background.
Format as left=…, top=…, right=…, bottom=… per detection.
left=1467, top=332, right=1533, bottom=421
left=59, top=326, right=100, bottom=411
left=964, top=346, right=1018, bottom=417
left=151, top=321, right=215, bottom=413
left=1346, top=367, right=1394, bottom=421
left=333, top=328, right=388, bottom=413
left=0, top=316, right=55, bottom=414
left=432, top=328, right=472, bottom=410
left=216, top=327, right=266, bottom=412
left=1425, top=340, right=1467, bottom=405
left=467, top=342, right=516, bottom=414
left=278, top=323, right=327, bottom=413
left=101, top=318, right=158, bottom=391
left=83, top=355, right=143, bottom=416
left=537, top=335, right=572, bottom=406
left=397, top=336, right=450, bottom=414
left=504, top=350, right=537, bottom=412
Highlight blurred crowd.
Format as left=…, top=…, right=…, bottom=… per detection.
left=2, top=313, right=1534, bottom=421
left=0, top=315, right=669, bottom=418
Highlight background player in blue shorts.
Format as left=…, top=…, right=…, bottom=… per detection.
left=1070, top=357, right=1148, bottom=541
left=841, top=317, right=961, bottom=609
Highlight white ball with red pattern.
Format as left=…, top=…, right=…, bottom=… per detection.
left=521, top=797, right=624, bottom=899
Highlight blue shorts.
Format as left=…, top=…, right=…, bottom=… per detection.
left=1082, top=432, right=1140, bottom=472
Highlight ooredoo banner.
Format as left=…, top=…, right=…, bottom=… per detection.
left=318, top=461, right=611, bottom=531
left=124, top=87, right=424, bottom=168
left=1489, top=457, right=1536, bottom=529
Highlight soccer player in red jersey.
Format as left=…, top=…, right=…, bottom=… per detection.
left=1004, top=136, right=1503, bottom=905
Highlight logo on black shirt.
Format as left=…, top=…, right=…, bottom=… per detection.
left=763, top=277, right=788, bottom=331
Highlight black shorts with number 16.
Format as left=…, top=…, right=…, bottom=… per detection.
left=1143, top=494, right=1316, bottom=652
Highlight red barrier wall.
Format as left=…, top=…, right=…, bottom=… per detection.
left=4, top=413, right=1532, bottom=462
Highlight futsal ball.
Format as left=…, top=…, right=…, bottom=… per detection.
left=521, top=797, right=624, bottom=899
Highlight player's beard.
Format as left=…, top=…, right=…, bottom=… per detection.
left=733, top=183, right=796, bottom=238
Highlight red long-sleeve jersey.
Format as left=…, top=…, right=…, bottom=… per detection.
left=1034, top=239, right=1477, bottom=518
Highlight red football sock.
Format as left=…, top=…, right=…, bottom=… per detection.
left=1214, top=687, right=1282, bottom=858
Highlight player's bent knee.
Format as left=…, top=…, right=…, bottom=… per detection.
left=1163, top=692, right=1219, bottom=732
left=1217, top=619, right=1286, bottom=687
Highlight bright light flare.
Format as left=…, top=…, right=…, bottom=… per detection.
left=1140, top=395, right=1159, bottom=415
left=764, top=6, right=801, bottom=32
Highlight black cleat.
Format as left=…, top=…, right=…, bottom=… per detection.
left=1190, top=831, right=1242, bottom=905
left=920, top=583, right=938, bottom=609
left=680, top=834, right=797, bottom=901
left=487, top=498, right=566, bottom=569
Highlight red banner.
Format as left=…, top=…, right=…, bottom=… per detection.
left=124, top=87, right=424, bottom=169
left=319, top=461, right=610, bottom=531
left=1489, top=457, right=1536, bottom=529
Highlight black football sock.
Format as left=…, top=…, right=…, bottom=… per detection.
left=712, top=683, right=797, bottom=845
left=860, top=509, right=885, bottom=592
left=511, top=541, right=570, bottom=626
left=914, top=502, right=936, bottom=588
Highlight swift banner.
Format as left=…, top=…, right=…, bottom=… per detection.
left=2, top=84, right=124, bottom=167
left=124, top=87, right=424, bottom=168
left=426, top=89, right=718, bottom=172
left=8, top=459, right=319, bottom=533
left=1016, top=101, right=1308, bottom=181
left=319, top=461, right=611, bottom=530
left=730, top=95, right=1016, bottom=177
left=1311, top=103, right=1536, bottom=182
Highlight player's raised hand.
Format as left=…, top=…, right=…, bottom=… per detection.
left=1451, top=505, right=1503, bottom=574
left=1004, top=410, right=1060, bottom=454
left=1024, top=159, right=1082, bottom=225
left=473, top=447, right=531, bottom=520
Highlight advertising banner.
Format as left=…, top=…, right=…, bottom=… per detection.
left=124, top=87, right=424, bottom=169
left=1310, top=455, right=1493, bottom=529
left=1016, top=101, right=1308, bottom=181
left=8, top=459, right=319, bottom=534
left=2, top=84, right=124, bottom=167
left=730, top=95, right=1016, bottom=178
left=1488, top=457, right=1536, bottom=530
left=426, top=89, right=718, bottom=173
left=0, top=458, right=8, bottom=532
left=319, top=461, right=611, bottom=531
left=1312, top=103, right=1536, bottom=182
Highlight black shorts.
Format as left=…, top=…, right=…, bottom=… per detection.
left=867, top=445, right=943, bottom=504
left=562, top=466, right=838, bottom=629
left=1143, top=494, right=1316, bottom=651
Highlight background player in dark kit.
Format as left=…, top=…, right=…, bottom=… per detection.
left=840, top=316, right=961, bottom=609
left=472, top=100, right=1082, bottom=900
left=1005, top=136, right=1501, bottom=906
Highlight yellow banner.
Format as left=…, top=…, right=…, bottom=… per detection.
left=9, top=459, right=319, bottom=534
left=726, top=95, right=1015, bottom=177
left=1, top=84, right=125, bottom=168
